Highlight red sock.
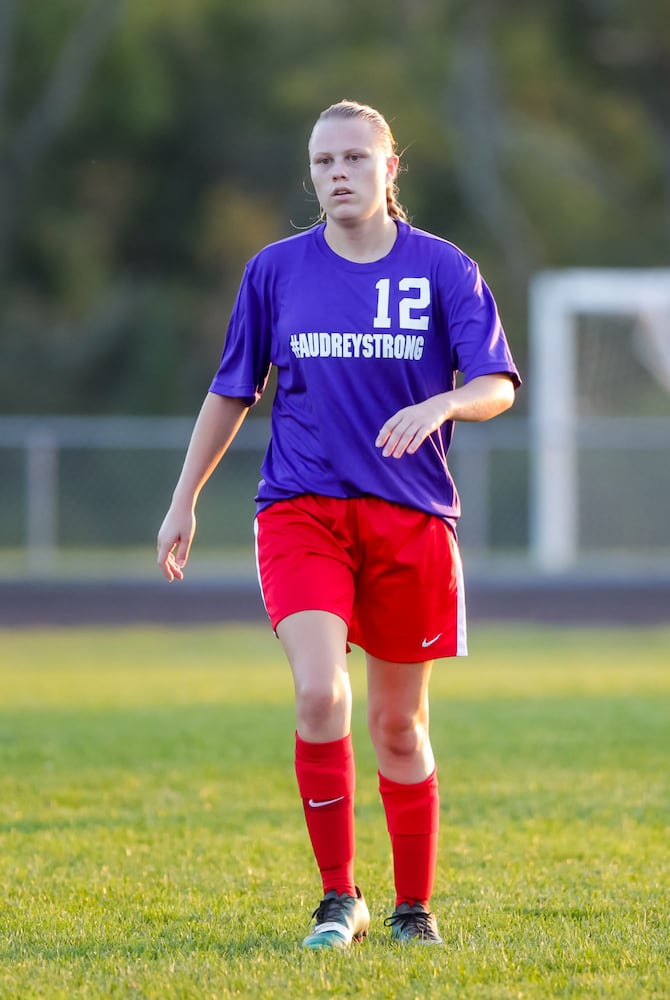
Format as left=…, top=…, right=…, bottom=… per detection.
left=379, top=769, right=439, bottom=908
left=295, top=732, right=356, bottom=897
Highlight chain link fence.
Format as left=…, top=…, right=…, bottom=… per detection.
left=1, top=415, right=530, bottom=579
left=2, top=413, right=670, bottom=579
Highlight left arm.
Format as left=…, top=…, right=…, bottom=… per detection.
left=375, top=373, right=516, bottom=459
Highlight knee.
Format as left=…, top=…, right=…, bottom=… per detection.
left=294, top=675, right=350, bottom=734
left=369, top=706, right=426, bottom=760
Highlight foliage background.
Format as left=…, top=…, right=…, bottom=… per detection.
left=1, top=0, right=668, bottom=416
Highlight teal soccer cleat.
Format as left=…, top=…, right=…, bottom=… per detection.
left=302, top=887, right=370, bottom=949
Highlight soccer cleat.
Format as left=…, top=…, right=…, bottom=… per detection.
left=384, top=901, right=444, bottom=945
left=302, top=887, right=370, bottom=949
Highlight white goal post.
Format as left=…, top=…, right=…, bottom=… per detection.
left=529, top=268, right=670, bottom=572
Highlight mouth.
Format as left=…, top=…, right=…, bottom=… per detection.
left=332, top=187, right=353, bottom=198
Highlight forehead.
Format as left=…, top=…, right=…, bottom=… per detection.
left=309, top=117, right=381, bottom=155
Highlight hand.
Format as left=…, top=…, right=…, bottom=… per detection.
left=156, top=505, right=196, bottom=582
left=375, top=395, right=449, bottom=459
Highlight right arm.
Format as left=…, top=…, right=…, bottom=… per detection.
left=157, top=392, right=249, bottom=581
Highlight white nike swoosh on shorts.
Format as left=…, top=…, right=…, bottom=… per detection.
left=421, top=633, right=442, bottom=647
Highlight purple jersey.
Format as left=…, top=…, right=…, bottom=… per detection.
left=210, top=220, right=520, bottom=522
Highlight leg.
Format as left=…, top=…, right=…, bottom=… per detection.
left=255, top=499, right=368, bottom=946
left=277, top=609, right=351, bottom=742
left=367, top=654, right=440, bottom=915
left=366, top=654, right=434, bottom=783
left=278, top=610, right=358, bottom=902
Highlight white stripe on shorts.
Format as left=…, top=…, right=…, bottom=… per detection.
left=452, top=535, right=468, bottom=656
left=253, top=516, right=269, bottom=617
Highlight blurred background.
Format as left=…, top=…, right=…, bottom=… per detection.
left=0, top=0, right=669, bottom=596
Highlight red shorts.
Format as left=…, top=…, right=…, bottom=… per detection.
left=254, top=495, right=467, bottom=662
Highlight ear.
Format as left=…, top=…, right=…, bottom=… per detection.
left=386, top=155, right=400, bottom=180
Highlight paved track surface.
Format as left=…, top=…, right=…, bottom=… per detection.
left=1, top=577, right=668, bottom=627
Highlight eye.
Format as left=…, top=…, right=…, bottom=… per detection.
left=314, top=156, right=331, bottom=166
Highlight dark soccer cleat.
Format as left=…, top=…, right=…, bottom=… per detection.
left=384, top=901, right=444, bottom=945
left=302, top=887, right=370, bottom=949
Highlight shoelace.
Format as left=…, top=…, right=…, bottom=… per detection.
left=311, top=896, right=349, bottom=924
left=384, top=910, right=436, bottom=938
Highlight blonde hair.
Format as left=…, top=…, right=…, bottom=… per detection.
left=310, top=99, right=408, bottom=223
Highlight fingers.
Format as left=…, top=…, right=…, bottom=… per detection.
left=157, top=523, right=193, bottom=582
left=377, top=398, right=449, bottom=458
left=175, top=533, right=192, bottom=569
left=159, top=549, right=185, bottom=583
left=157, top=536, right=186, bottom=582
left=376, top=414, right=427, bottom=459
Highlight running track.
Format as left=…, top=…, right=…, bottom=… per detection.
left=1, top=577, right=668, bottom=627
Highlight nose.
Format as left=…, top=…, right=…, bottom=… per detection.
left=332, top=158, right=348, bottom=179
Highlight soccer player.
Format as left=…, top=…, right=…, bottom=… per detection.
left=157, top=99, right=521, bottom=948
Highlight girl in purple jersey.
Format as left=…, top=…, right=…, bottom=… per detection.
left=157, top=99, right=520, bottom=949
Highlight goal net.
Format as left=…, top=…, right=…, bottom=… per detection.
left=529, top=268, right=670, bottom=572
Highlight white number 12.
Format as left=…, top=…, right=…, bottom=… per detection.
left=373, top=277, right=430, bottom=331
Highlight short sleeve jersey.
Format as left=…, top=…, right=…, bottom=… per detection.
left=210, top=220, right=520, bottom=522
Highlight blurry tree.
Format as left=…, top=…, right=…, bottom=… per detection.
left=557, top=0, right=670, bottom=249
left=0, top=0, right=121, bottom=279
left=0, top=0, right=667, bottom=415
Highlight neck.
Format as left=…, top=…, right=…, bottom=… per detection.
left=323, top=214, right=398, bottom=263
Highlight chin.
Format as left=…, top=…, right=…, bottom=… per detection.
left=329, top=204, right=371, bottom=224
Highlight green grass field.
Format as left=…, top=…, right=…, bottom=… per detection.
left=1, top=624, right=669, bottom=999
